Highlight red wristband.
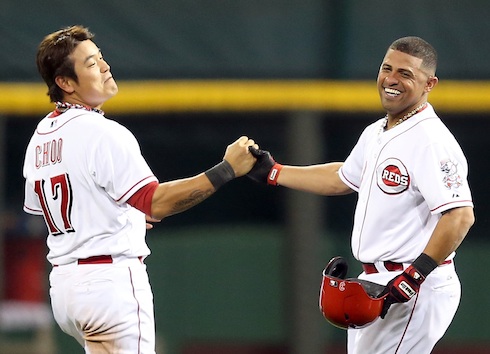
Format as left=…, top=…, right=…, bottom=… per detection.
left=267, top=164, right=283, bottom=186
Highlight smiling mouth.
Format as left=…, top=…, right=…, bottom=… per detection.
left=384, top=87, right=401, bottom=97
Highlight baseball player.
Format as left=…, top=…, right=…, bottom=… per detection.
left=23, top=25, right=257, bottom=353
left=247, top=36, right=474, bottom=353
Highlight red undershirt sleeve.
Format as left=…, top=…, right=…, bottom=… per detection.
left=127, top=181, right=159, bottom=216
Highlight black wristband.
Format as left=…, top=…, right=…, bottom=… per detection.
left=412, top=253, right=439, bottom=278
left=205, top=160, right=235, bottom=190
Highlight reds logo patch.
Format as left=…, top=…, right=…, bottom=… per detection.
left=440, top=159, right=462, bottom=190
left=376, top=158, right=410, bottom=194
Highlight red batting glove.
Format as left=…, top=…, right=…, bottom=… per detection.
left=380, top=253, right=438, bottom=319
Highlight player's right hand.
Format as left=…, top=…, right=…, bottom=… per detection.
left=223, top=136, right=258, bottom=177
left=246, top=147, right=283, bottom=185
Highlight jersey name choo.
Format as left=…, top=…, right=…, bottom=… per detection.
left=35, top=138, right=63, bottom=169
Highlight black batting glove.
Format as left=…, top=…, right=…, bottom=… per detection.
left=380, top=253, right=438, bottom=319
left=247, top=147, right=283, bottom=186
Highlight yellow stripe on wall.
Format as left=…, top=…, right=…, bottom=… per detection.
left=1, top=80, right=489, bottom=115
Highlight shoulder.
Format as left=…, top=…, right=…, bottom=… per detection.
left=409, top=105, right=454, bottom=140
left=35, top=109, right=125, bottom=134
left=418, top=119, right=456, bottom=145
left=67, top=111, right=133, bottom=138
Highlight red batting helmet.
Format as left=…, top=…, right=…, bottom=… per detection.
left=319, top=256, right=387, bottom=329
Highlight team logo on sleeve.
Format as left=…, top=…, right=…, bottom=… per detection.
left=440, top=159, right=462, bottom=190
left=376, top=158, right=410, bottom=194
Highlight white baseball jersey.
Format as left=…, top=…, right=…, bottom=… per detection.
left=23, top=108, right=158, bottom=265
left=339, top=103, right=473, bottom=264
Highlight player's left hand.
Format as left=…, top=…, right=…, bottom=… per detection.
left=380, top=253, right=438, bottom=319
left=380, top=265, right=425, bottom=318
left=146, top=215, right=161, bottom=230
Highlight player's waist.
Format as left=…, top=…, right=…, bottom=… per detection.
left=362, top=259, right=452, bottom=274
left=52, top=255, right=145, bottom=267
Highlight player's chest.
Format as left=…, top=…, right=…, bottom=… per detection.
left=360, top=136, right=417, bottom=194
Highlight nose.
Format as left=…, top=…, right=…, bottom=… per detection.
left=384, top=73, right=398, bottom=86
left=100, top=59, right=110, bottom=73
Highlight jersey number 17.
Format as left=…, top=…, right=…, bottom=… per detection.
left=34, top=173, right=75, bottom=236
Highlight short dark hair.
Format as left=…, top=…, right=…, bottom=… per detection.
left=36, top=25, right=95, bottom=102
left=389, top=36, right=437, bottom=74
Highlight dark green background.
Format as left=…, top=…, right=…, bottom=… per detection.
left=1, top=1, right=490, bottom=81
left=1, top=1, right=489, bottom=353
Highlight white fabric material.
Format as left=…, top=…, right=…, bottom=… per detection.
left=339, top=104, right=473, bottom=263
left=23, top=109, right=158, bottom=265
left=348, top=262, right=460, bottom=354
left=49, top=258, right=155, bottom=353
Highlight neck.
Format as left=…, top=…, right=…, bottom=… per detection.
left=385, top=102, right=427, bottom=131
left=55, top=101, right=105, bottom=115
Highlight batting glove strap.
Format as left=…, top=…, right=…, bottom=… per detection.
left=205, top=160, right=235, bottom=190
left=267, top=163, right=283, bottom=186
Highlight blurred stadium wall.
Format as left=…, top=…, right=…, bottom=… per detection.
left=1, top=1, right=489, bottom=353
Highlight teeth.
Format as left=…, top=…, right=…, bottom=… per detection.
left=385, top=88, right=401, bottom=95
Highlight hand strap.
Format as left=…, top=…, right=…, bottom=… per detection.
left=267, top=164, right=283, bottom=186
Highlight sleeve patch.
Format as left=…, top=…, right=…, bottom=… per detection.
left=440, top=159, right=463, bottom=190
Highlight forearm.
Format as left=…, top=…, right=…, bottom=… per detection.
left=277, top=162, right=353, bottom=196
left=151, top=174, right=215, bottom=219
left=382, top=206, right=474, bottom=318
left=422, top=206, right=475, bottom=264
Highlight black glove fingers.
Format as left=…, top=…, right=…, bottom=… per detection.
left=248, top=146, right=266, bottom=158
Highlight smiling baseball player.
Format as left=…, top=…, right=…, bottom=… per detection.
left=247, top=36, right=474, bottom=353
left=23, top=25, right=257, bottom=353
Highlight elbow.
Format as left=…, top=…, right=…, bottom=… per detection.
left=459, top=206, right=475, bottom=230
left=151, top=203, right=182, bottom=220
left=150, top=185, right=173, bottom=220
left=150, top=206, right=169, bottom=220
left=452, top=206, right=475, bottom=241
left=462, top=207, right=475, bottom=232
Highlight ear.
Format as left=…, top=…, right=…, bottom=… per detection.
left=425, top=75, right=438, bottom=93
left=54, top=76, right=75, bottom=95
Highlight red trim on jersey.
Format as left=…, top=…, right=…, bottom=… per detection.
left=23, top=204, right=43, bottom=214
left=127, top=181, right=159, bottom=216
left=117, top=176, right=157, bottom=202
left=394, top=293, right=419, bottom=353
left=430, top=200, right=473, bottom=213
left=339, top=168, right=359, bottom=190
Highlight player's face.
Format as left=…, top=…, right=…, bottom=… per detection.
left=61, top=40, right=118, bottom=108
left=377, top=49, right=437, bottom=120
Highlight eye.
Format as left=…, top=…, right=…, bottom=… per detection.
left=400, top=71, right=413, bottom=79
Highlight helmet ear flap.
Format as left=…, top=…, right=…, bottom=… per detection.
left=324, top=256, right=348, bottom=279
